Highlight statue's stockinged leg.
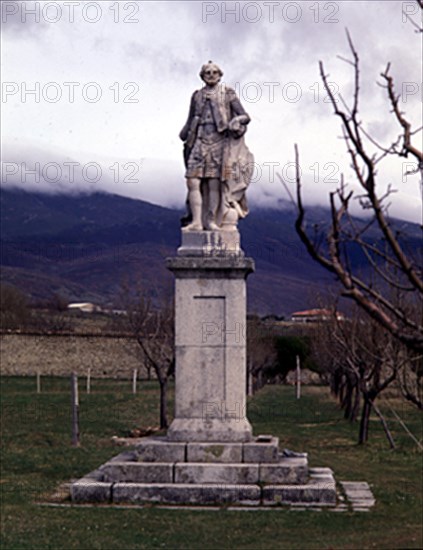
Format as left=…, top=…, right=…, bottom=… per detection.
left=184, top=177, right=203, bottom=231
left=206, top=178, right=220, bottom=230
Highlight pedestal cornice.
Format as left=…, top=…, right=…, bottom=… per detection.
left=166, top=256, right=255, bottom=279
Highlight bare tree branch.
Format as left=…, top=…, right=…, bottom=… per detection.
left=284, top=26, right=423, bottom=352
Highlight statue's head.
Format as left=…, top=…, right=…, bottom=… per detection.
left=199, top=61, right=223, bottom=86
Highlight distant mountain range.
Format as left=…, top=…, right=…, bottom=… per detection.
left=1, top=188, right=420, bottom=315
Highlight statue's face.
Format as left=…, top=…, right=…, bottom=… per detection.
left=201, top=64, right=222, bottom=87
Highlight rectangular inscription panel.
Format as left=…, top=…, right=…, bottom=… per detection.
left=193, top=296, right=225, bottom=347
left=176, top=295, right=225, bottom=347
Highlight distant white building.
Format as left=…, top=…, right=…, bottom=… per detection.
left=291, top=308, right=344, bottom=323
left=67, top=302, right=102, bottom=314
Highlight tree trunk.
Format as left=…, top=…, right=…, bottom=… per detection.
left=257, top=370, right=263, bottom=391
left=359, top=397, right=372, bottom=444
left=159, top=379, right=168, bottom=430
left=351, top=387, right=361, bottom=422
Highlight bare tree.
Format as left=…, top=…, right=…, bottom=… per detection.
left=399, top=346, right=423, bottom=410
left=123, top=287, right=174, bottom=429
left=246, top=317, right=278, bottom=394
left=0, top=284, right=30, bottom=330
left=311, top=307, right=407, bottom=447
left=279, top=19, right=423, bottom=353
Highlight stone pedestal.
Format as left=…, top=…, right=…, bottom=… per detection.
left=70, top=229, right=343, bottom=509
left=166, top=230, right=254, bottom=442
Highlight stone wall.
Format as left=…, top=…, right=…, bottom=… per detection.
left=0, top=334, right=150, bottom=378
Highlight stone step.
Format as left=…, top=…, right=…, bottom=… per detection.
left=260, top=459, right=308, bottom=484
left=187, top=442, right=242, bottom=463
left=71, top=472, right=336, bottom=506
left=243, top=437, right=279, bottom=463
left=99, top=457, right=308, bottom=485
left=135, top=436, right=282, bottom=463
left=136, top=438, right=186, bottom=463
left=263, top=474, right=337, bottom=506
left=113, top=483, right=261, bottom=506
left=175, top=463, right=259, bottom=484
left=263, top=488, right=336, bottom=506
left=101, top=462, right=174, bottom=483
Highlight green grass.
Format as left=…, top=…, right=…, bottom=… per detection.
left=1, top=377, right=422, bottom=549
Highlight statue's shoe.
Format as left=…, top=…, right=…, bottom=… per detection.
left=206, top=222, right=220, bottom=231
left=182, top=223, right=203, bottom=232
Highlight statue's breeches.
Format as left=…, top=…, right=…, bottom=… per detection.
left=185, top=134, right=226, bottom=179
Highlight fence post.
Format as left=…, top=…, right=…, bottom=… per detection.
left=86, top=368, right=91, bottom=394
left=132, top=368, right=137, bottom=394
left=36, top=371, right=41, bottom=394
left=71, top=373, right=80, bottom=447
left=296, top=355, right=301, bottom=399
left=248, top=371, right=253, bottom=397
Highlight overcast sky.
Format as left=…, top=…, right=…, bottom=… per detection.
left=1, top=0, right=422, bottom=221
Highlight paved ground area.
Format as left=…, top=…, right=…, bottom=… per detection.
left=339, top=481, right=376, bottom=512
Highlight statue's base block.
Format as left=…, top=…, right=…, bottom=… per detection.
left=178, top=230, right=243, bottom=257
left=167, top=417, right=253, bottom=442
left=71, top=436, right=338, bottom=507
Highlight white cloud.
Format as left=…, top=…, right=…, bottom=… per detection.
left=1, top=0, right=421, bottom=222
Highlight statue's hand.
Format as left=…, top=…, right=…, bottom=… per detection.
left=229, top=116, right=248, bottom=138
left=229, top=118, right=241, bottom=132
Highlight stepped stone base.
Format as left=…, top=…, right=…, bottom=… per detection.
left=71, top=436, right=337, bottom=507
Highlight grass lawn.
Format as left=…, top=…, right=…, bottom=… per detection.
left=1, top=376, right=422, bottom=549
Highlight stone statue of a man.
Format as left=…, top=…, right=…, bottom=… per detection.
left=179, top=61, right=254, bottom=232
